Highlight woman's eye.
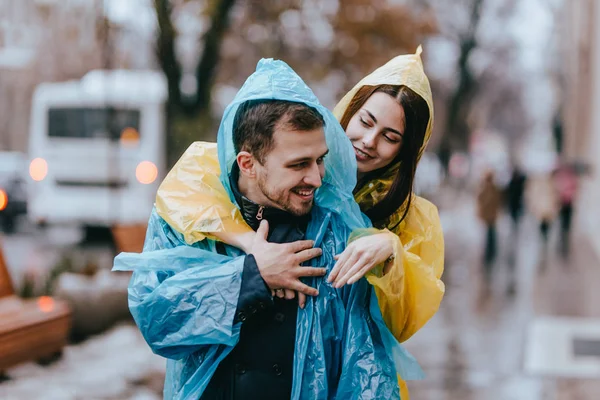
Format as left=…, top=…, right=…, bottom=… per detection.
left=360, top=118, right=370, bottom=127
left=384, top=135, right=401, bottom=144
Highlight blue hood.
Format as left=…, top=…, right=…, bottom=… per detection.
left=217, top=58, right=366, bottom=230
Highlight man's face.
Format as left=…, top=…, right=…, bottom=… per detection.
left=254, top=125, right=328, bottom=216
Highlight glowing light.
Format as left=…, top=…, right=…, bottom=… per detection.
left=120, top=127, right=140, bottom=147
left=136, top=161, right=158, bottom=184
left=0, top=190, right=7, bottom=211
left=37, top=296, right=55, bottom=313
left=30, top=158, right=48, bottom=181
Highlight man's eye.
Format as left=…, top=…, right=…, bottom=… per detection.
left=316, top=157, right=325, bottom=165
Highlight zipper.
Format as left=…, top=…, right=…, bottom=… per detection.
left=256, top=205, right=264, bottom=220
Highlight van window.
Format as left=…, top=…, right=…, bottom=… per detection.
left=48, top=108, right=140, bottom=140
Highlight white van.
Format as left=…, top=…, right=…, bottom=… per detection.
left=27, top=70, right=167, bottom=227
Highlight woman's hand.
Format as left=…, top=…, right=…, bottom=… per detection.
left=328, top=233, right=396, bottom=288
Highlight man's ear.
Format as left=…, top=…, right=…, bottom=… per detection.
left=236, top=151, right=256, bottom=178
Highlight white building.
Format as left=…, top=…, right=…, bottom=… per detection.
left=562, top=0, right=600, bottom=257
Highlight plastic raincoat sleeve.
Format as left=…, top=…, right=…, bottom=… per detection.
left=156, top=142, right=253, bottom=245
left=356, top=196, right=445, bottom=344
left=114, top=208, right=244, bottom=360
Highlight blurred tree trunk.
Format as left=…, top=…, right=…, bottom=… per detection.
left=154, top=0, right=236, bottom=168
left=438, top=0, right=483, bottom=170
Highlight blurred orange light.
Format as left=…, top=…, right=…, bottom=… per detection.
left=37, top=296, right=55, bottom=313
left=0, top=189, right=7, bottom=211
left=136, top=161, right=158, bottom=184
left=30, top=158, right=48, bottom=181
left=120, top=127, right=140, bottom=147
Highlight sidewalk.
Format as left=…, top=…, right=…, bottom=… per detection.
left=404, top=183, right=600, bottom=400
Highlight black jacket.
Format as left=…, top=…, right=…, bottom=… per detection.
left=201, top=167, right=310, bottom=400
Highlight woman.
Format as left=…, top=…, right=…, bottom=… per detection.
left=156, top=47, right=444, bottom=397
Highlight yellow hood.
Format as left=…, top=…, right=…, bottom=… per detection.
left=333, top=45, right=434, bottom=159
left=333, top=46, right=434, bottom=228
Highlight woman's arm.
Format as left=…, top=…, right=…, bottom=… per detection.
left=212, top=230, right=255, bottom=254
left=329, top=196, right=445, bottom=343
left=367, top=197, right=445, bottom=343
left=155, top=142, right=255, bottom=246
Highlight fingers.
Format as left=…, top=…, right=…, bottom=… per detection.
left=284, top=289, right=296, bottom=300
left=330, top=250, right=359, bottom=285
left=257, top=219, right=269, bottom=240
left=293, top=267, right=327, bottom=278
left=295, top=247, right=323, bottom=264
left=328, top=248, right=352, bottom=283
left=334, top=256, right=368, bottom=288
left=288, top=239, right=316, bottom=253
left=289, top=281, right=319, bottom=297
left=298, top=292, right=307, bottom=309
left=275, top=289, right=285, bottom=298
left=347, top=265, right=372, bottom=285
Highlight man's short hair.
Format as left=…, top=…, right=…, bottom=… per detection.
left=233, top=99, right=325, bottom=164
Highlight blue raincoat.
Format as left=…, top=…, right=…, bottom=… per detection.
left=113, top=59, right=422, bottom=399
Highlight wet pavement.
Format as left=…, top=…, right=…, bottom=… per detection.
left=404, top=186, right=600, bottom=400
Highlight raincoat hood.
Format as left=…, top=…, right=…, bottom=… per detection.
left=333, top=45, right=434, bottom=158
left=333, top=46, right=435, bottom=228
left=156, top=59, right=367, bottom=243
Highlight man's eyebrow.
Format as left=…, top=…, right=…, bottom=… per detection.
left=366, top=109, right=403, bottom=137
left=286, top=150, right=329, bottom=164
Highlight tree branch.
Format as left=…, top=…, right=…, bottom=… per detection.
left=193, top=0, right=237, bottom=113
left=154, top=0, right=182, bottom=108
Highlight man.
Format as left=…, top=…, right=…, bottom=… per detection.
left=199, top=98, right=329, bottom=399
left=114, top=59, right=403, bottom=400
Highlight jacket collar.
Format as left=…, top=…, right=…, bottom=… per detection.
left=229, top=164, right=310, bottom=231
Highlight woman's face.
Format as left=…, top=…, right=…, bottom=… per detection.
left=345, top=92, right=405, bottom=174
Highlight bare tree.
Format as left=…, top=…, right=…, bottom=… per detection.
left=154, top=0, right=237, bottom=166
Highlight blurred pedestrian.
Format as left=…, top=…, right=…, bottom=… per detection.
left=506, top=167, right=527, bottom=234
left=477, top=170, right=502, bottom=273
left=525, top=173, right=560, bottom=266
left=553, top=164, right=578, bottom=257
left=504, top=167, right=527, bottom=293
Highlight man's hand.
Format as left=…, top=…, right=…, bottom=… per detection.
left=251, top=220, right=324, bottom=308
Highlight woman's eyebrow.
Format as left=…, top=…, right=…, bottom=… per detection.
left=365, top=110, right=378, bottom=123
left=366, top=109, right=403, bottom=136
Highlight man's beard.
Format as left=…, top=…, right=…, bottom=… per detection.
left=257, top=173, right=314, bottom=216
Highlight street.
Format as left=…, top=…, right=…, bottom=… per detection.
left=405, top=186, right=600, bottom=399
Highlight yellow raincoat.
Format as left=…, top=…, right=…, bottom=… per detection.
left=156, top=47, right=445, bottom=399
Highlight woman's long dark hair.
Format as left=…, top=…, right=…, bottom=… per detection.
left=339, top=84, right=430, bottom=228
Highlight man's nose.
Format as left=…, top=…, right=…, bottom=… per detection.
left=304, top=162, right=323, bottom=188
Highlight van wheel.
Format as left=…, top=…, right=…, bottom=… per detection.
left=1, top=215, right=15, bottom=233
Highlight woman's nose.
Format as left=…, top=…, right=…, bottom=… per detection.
left=362, top=131, right=377, bottom=148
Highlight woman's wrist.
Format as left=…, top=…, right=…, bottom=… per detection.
left=381, top=232, right=396, bottom=275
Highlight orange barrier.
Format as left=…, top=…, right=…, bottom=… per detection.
left=0, top=238, right=71, bottom=372
left=111, top=224, right=147, bottom=254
